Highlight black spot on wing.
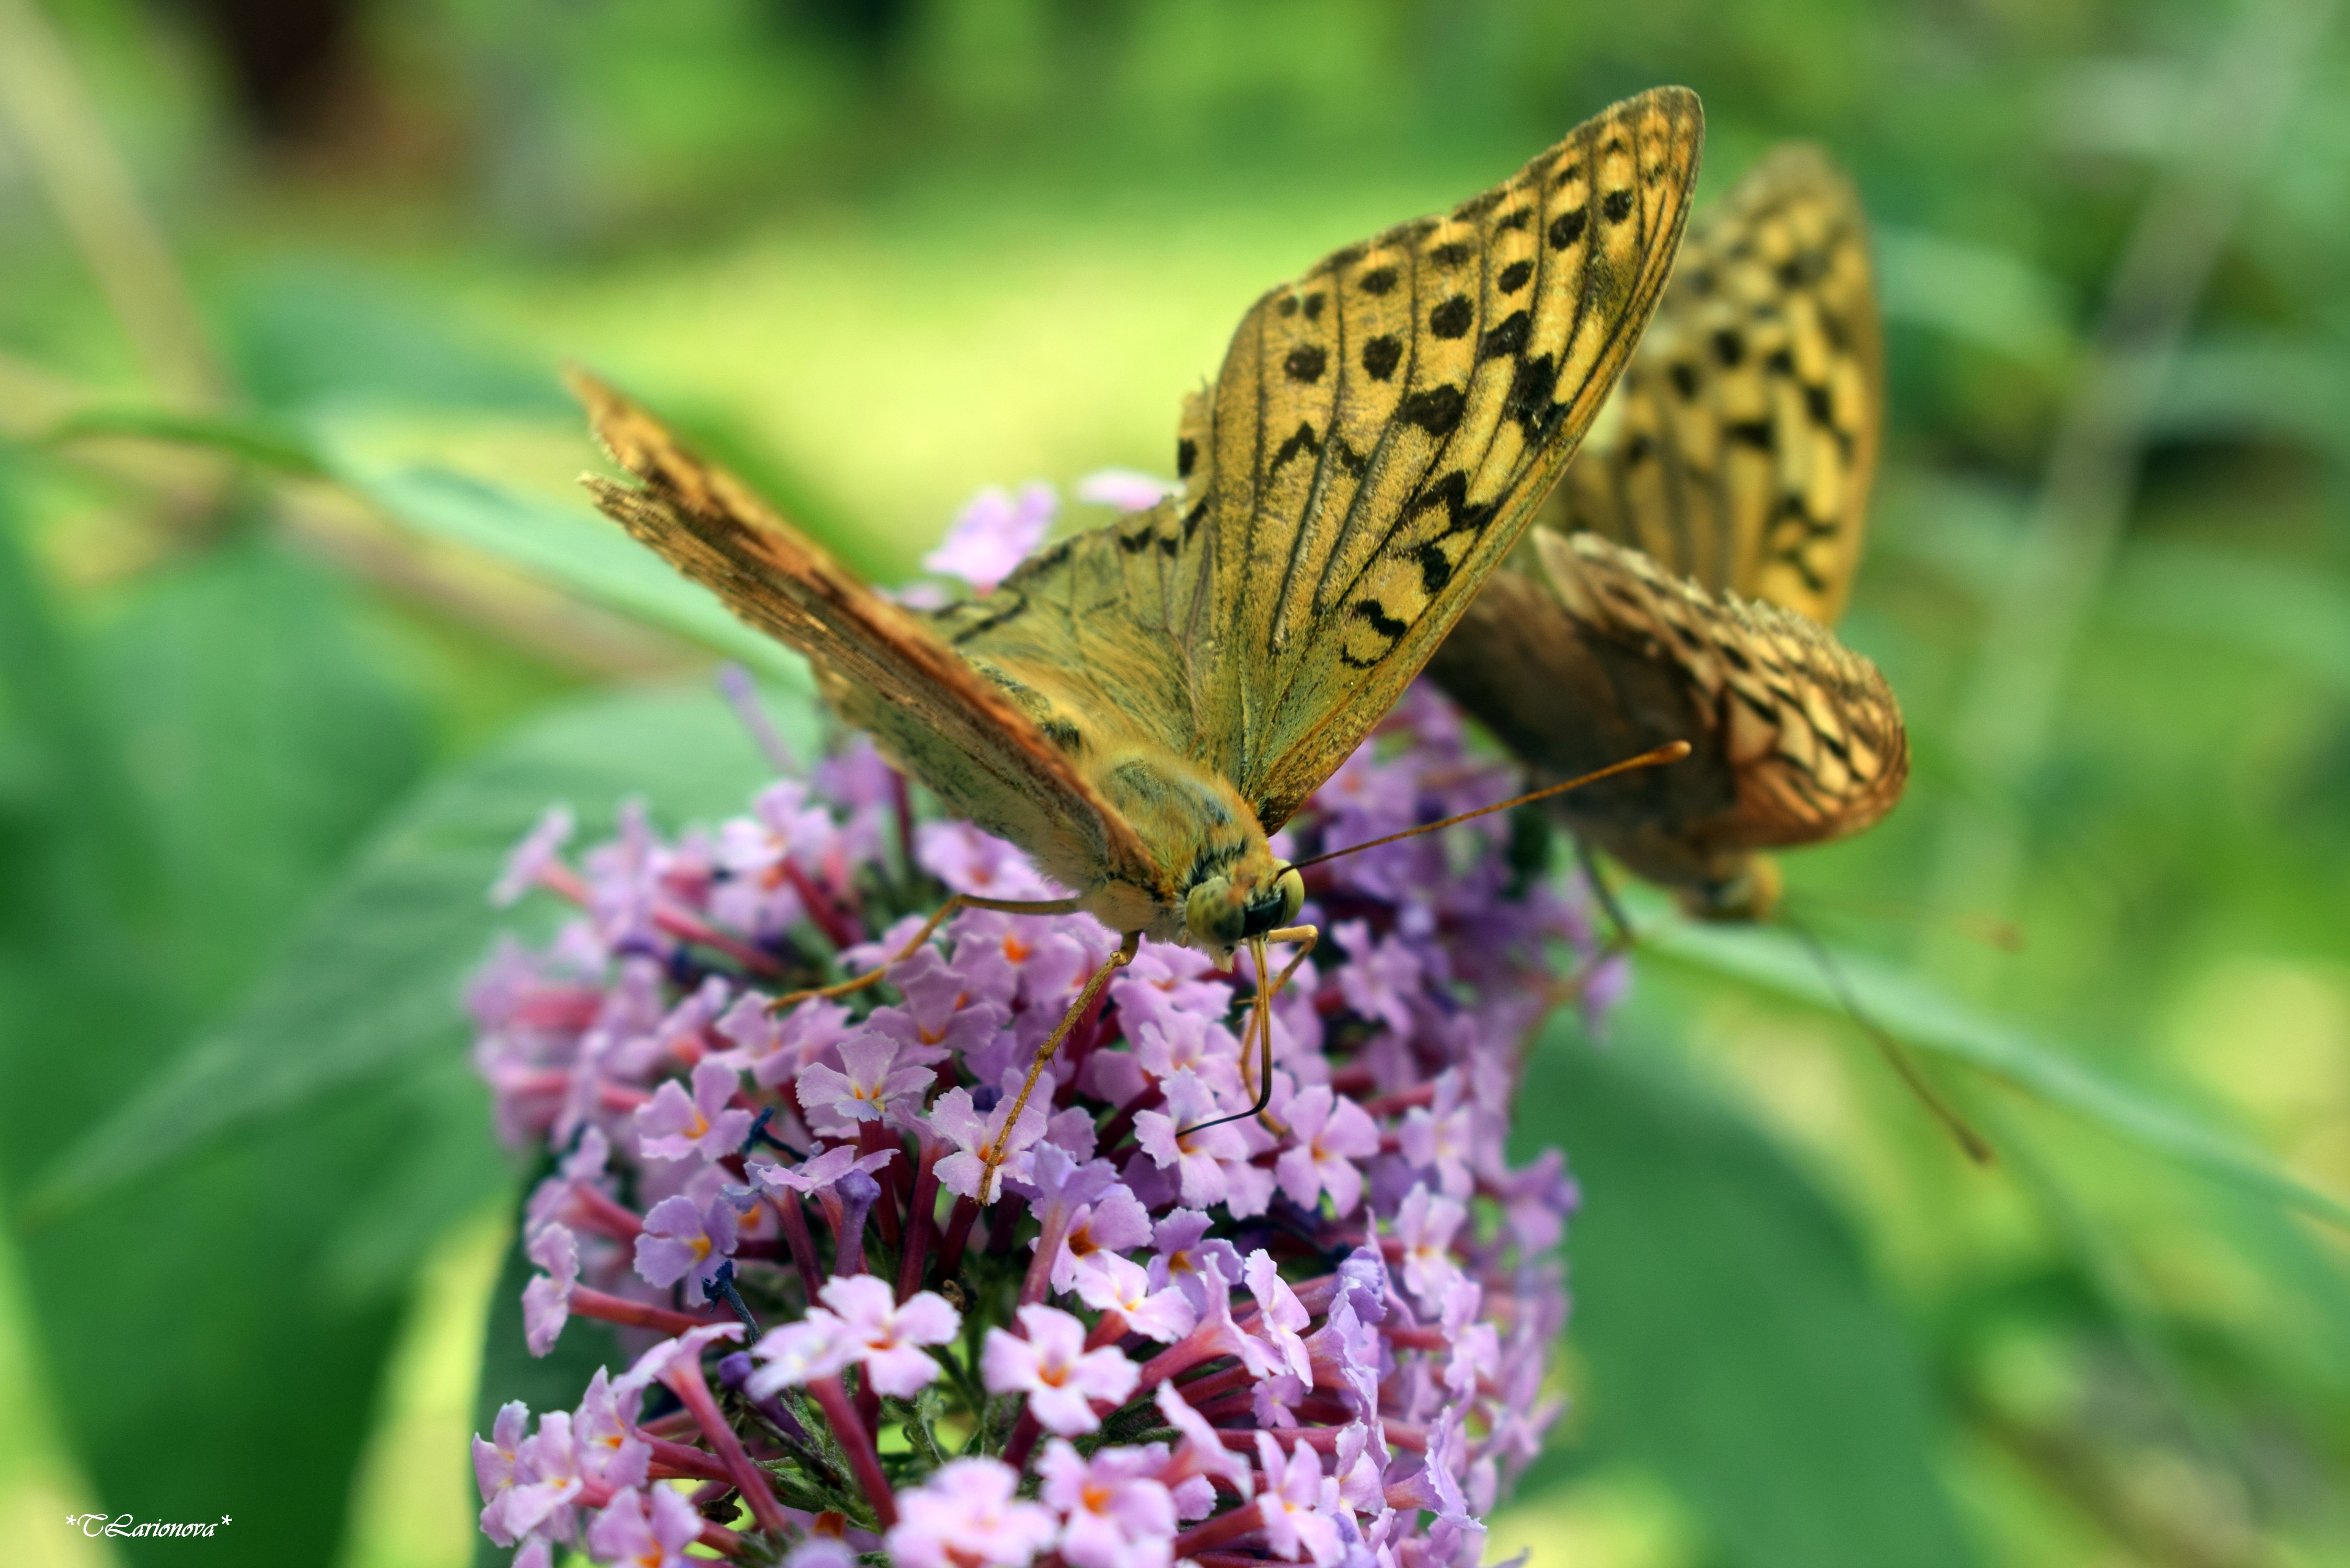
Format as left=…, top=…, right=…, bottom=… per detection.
left=1429, top=296, right=1474, bottom=339
left=1358, top=266, right=1400, bottom=296
left=1339, top=597, right=1411, bottom=668
left=1478, top=310, right=1529, bottom=361
left=1503, top=352, right=1560, bottom=434
left=1712, top=329, right=1744, bottom=366
left=1177, top=436, right=1197, bottom=478
left=1271, top=420, right=1323, bottom=472
left=1411, top=541, right=1454, bottom=593
left=1430, top=240, right=1474, bottom=268
left=1303, top=293, right=1327, bottom=321
left=1361, top=335, right=1403, bottom=381
left=1727, top=419, right=1774, bottom=449
left=1399, top=384, right=1466, bottom=437
left=1285, top=344, right=1328, bottom=384
left=1548, top=209, right=1587, bottom=250
left=1495, top=206, right=1533, bottom=234
left=1405, top=468, right=1496, bottom=541
left=1668, top=361, right=1699, bottom=398
left=947, top=590, right=1031, bottom=644
left=1603, top=188, right=1635, bottom=224
left=1497, top=259, right=1534, bottom=294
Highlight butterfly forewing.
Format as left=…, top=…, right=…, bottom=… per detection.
left=1189, top=86, right=1703, bottom=829
left=572, top=373, right=1162, bottom=901
left=1548, top=143, right=1881, bottom=625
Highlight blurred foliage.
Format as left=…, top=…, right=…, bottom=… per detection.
left=2, top=0, right=2348, bottom=1565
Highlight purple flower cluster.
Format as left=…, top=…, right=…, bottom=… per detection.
left=468, top=482, right=1622, bottom=1568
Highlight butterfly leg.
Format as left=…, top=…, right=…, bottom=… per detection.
left=976, top=930, right=1141, bottom=1202
left=1573, top=836, right=1636, bottom=947
left=1181, top=924, right=1318, bottom=1137
left=767, top=893, right=1085, bottom=1012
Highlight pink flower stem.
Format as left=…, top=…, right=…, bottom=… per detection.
left=1224, top=1424, right=1342, bottom=1453
left=570, top=1287, right=722, bottom=1337
left=1168, top=1363, right=1254, bottom=1406
left=857, top=1121, right=905, bottom=1250
left=895, top=1144, right=946, bottom=1302
left=1082, top=1309, right=1129, bottom=1352
left=934, top=1195, right=980, bottom=1284
left=662, top=1363, right=791, bottom=1538
left=1173, top=1502, right=1266, bottom=1559
left=1019, top=1207, right=1079, bottom=1308
left=1355, top=1081, right=1439, bottom=1119
left=570, top=1186, right=646, bottom=1241
left=1384, top=1325, right=1448, bottom=1352
left=759, top=1192, right=822, bottom=1302
left=643, top=1435, right=736, bottom=1483
left=1135, top=1323, right=1242, bottom=1391
left=782, top=861, right=860, bottom=953
left=1286, top=1272, right=1350, bottom=1315
left=537, top=863, right=591, bottom=904
left=653, top=904, right=781, bottom=975
left=808, top=1374, right=897, bottom=1529
left=1000, top=1405, right=1043, bottom=1472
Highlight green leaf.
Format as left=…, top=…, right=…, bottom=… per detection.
left=40, top=405, right=328, bottom=476
left=1640, top=912, right=2350, bottom=1229
left=223, top=263, right=574, bottom=418
left=34, top=683, right=807, bottom=1207
left=1, top=508, right=434, bottom=1565
left=89, top=537, right=433, bottom=1010
left=327, top=451, right=820, bottom=687
left=2109, top=540, right=2350, bottom=697
left=1517, top=1013, right=1977, bottom=1568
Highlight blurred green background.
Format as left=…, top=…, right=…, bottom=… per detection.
left=2, top=0, right=2346, bottom=1564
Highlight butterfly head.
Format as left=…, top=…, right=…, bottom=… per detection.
left=1184, top=861, right=1306, bottom=961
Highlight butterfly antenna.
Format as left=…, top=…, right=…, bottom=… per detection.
left=1290, top=740, right=1692, bottom=872
left=1782, top=914, right=1996, bottom=1166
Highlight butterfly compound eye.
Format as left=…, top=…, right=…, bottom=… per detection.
left=1186, top=878, right=1247, bottom=951
left=1273, top=866, right=1304, bottom=928
left=1238, top=866, right=1305, bottom=939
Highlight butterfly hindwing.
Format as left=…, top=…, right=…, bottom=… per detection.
left=1547, top=143, right=1882, bottom=624
left=1190, top=85, right=1706, bottom=829
left=572, top=372, right=1162, bottom=901
left=1434, top=529, right=1906, bottom=885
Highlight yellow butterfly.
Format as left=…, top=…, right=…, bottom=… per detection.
left=1430, top=144, right=1905, bottom=923
left=574, top=87, right=1704, bottom=1181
